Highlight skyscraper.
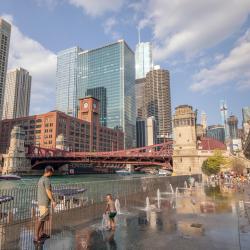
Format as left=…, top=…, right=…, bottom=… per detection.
left=136, top=116, right=156, bottom=147
left=56, top=40, right=136, bottom=148
left=201, top=111, right=207, bottom=130
left=242, top=107, right=250, bottom=138
left=227, top=115, right=238, bottom=139
left=56, top=47, right=83, bottom=117
left=135, top=77, right=146, bottom=118
left=3, top=68, right=31, bottom=119
left=135, top=42, right=153, bottom=79
left=144, top=67, right=172, bottom=142
left=242, top=107, right=250, bottom=123
left=0, top=18, right=11, bottom=120
left=220, top=100, right=229, bottom=139
left=86, top=87, right=107, bottom=127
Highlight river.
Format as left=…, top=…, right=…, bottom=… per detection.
left=0, top=173, right=148, bottom=189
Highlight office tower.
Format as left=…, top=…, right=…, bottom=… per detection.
left=207, top=125, right=225, bottom=143
left=144, top=67, right=172, bottom=142
left=135, top=41, right=153, bottom=79
left=242, top=107, right=250, bottom=123
left=56, top=47, right=83, bottom=117
left=201, top=111, right=207, bottom=130
left=135, top=77, right=146, bottom=118
left=86, top=87, right=107, bottom=127
left=242, top=107, right=250, bottom=139
left=0, top=18, right=11, bottom=120
left=56, top=40, right=136, bottom=148
left=2, top=68, right=31, bottom=119
left=136, top=116, right=156, bottom=147
left=220, top=100, right=229, bottom=139
left=227, top=115, right=238, bottom=139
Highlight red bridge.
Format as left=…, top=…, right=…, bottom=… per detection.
left=26, top=141, right=173, bottom=170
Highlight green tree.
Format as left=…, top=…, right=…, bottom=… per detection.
left=231, top=159, right=245, bottom=175
left=202, top=150, right=226, bottom=176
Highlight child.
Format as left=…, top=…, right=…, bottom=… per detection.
left=105, top=194, right=117, bottom=231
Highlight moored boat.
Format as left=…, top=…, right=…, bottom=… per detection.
left=0, top=174, right=21, bottom=180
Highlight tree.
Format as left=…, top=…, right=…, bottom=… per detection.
left=202, top=150, right=226, bottom=176
left=231, top=159, right=245, bottom=175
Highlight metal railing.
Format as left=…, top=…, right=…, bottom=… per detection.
left=0, top=175, right=200, bottom=225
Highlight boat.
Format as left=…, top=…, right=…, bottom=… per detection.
left=0, top=174, right=21, bottom=180
left=158, top=169, right=172, bottom=176
left=116, top=169, right=131, bottom=175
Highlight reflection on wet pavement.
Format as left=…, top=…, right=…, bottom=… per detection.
left=3, top=183, right=250, bottom=250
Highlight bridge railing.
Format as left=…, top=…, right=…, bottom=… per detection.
left=26, top=142, right=173, bottom=158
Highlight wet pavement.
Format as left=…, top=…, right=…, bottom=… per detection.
left=3, top=182, right=250, bottom=250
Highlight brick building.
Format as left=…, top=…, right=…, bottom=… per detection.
left=0, top=97, right=124, bottom=153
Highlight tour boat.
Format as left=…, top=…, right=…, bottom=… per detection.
left=0, top=174, right=21, bottom=180
left=115, top=169, right=131, bottom=175
left=158, top=169, right=172, bottom=176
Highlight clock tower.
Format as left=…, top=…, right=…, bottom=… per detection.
left=78, top=96, right=100, bottom=124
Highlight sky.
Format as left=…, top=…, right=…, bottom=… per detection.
left=0, top=0, right=250, bottom=126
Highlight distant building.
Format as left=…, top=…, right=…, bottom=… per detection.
left=207, top=125, right=225, bottom=143
left=136, top=116, right=156, bottom=147
left=3, top=68, right=31, bottom=119
left=242, top=107, right=250, bottom=139
left=135, top=41, right=153, bottom=79
left=242, top=107, right=250, bottom=123
left=227, top=115, right=238, bottom=139
left=196, top=124, right=205, bottom=139
left=56, top=40, right=136, bottom=148
left=0, top=18, right=11, bottom=120
left=220, top=100, right=229, bottom=139
left=56, top=47, right=83, bottom=117
left=144, top=67, right=172, bottom=142
left=201, top=111, right=207, bottom=131
left=135, top=77, right=146, bottom=119
left=0, top=97, right=124, bottom=154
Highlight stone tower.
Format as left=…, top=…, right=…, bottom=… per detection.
left=173, top=105, right=199, bottom=175
left=2, top=125, right=30, bottom=174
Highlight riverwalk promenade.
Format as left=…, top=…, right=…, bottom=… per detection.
left=1, top=175, right=250, bottom=250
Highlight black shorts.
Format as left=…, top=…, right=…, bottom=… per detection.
left=109, top=212, right=117, bottom=219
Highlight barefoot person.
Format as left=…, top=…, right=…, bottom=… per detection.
left=105, top=194, right=117, bottom=231
left=34, top=166, right=56, bottom=244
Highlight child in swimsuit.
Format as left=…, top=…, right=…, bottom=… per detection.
left=105, top=194, right=117, bottom=231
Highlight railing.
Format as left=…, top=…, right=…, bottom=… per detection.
left=0, top=175, right=197, bottom=225
left=0, top=175, right=201, bottom=249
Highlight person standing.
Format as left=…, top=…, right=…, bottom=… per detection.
left=105, top=194, right=117, bottom=231
left=34, top=166, right=56, bottom=244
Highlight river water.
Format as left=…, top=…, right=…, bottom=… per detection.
left=0, top=174, right=147, bottom=189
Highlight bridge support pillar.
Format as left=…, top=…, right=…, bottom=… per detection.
left=2, top=126, right=31, bottom=174
left=126, top=164, right=134, bottom=173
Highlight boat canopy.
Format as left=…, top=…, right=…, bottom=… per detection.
left=53, top=188, right=87, bottom=197
left=0, top=195, right=14, bottom=204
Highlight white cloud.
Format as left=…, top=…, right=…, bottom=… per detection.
left=139, top=0, right=250, bottom=61
left=68, top=0, right=124, bottom=16
left=103, top=17, right=121, bottom=40
left=2, top=14, right=57, bottom=114
left=191, top=29, right=250, bottom=92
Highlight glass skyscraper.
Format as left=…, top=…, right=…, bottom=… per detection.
left=135, top=42, right=153, bottom=79
left=56, top=40, right=136, bottom=148
left=56, top=47, right=83, bottom=117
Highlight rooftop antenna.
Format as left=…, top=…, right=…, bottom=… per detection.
left=138, top=27, right=141, bottom=44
